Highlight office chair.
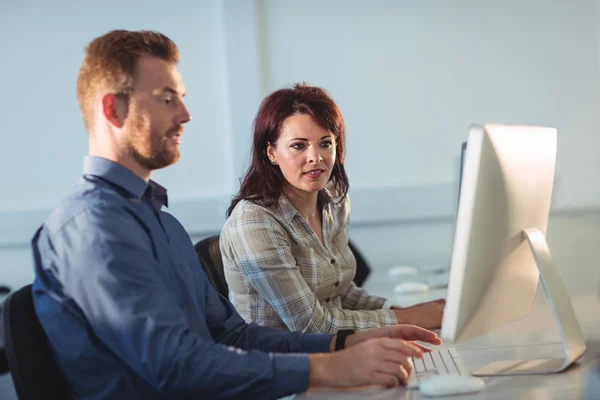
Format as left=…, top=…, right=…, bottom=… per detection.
left=348, top=240, right=371, bottom=287
left=0, top=285, right=11, bottom=374
left=0, top=348, right=8, bottom=374
left=2, top=284, right=72, bottom=400
left=194, top=235, right=229, bottom=297
left=194, top=235, right=372, bottom=296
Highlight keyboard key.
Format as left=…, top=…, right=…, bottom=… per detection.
left=441, top=348, right=460, bottom=375
left=454, top=359, right=468, bottom=374
left=413, top=357, right=426, bottom=373
left=423, top=352, right=435, bottom=371
left=406, top=348, right=469, bottom=390
left=405, top=349, right=468, bottom=389
left=432, top=350, right=447, bottom=374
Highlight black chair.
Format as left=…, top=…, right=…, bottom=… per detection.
left=0, top=348, right=8, bottom=375
left=2, top=284, right=72, bottom=400
left=348, top=240, right=372, bottom=287
left=0, top=285, right=12, bottom=375
left=194, top=235, right=229, bottom=298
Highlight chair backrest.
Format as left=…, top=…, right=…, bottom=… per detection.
left=2, top=284, right=72, bottom=400
left=348, top=240, right=372, bottom=287
left=193, top=235, right=370, bottom=294
left=194, top=235, right=229, bottom=297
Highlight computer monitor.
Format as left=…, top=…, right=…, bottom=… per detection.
left=456, top=141, right=467, bottom=211
left=440, top=124, right=586, bottom=375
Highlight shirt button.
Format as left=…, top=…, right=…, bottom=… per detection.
left=325, top=297, right=330, bottom=302
left=330, top=258, right=336, bottom=264
left=334, top=281, right=340, bottom=287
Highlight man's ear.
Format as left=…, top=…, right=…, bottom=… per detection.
left=101, top=93, right=128, bottom=128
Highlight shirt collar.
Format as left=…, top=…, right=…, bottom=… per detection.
left=144, top=180, right=169, bottom=210
left=83, top=156, right=168, bottom=210
left=277, top=186, right=336, bottom=222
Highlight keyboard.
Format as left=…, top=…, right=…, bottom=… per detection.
left=407, top=348, right=469, bottom=389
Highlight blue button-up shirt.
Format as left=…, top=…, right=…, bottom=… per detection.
left=32, top=156, right=331, bottom=400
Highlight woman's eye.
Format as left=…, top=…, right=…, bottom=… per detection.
left=321, top=140, right=333, bottom=148
left=291, top=143, right=306, bottom=150
left=163, top=98, right=172, bottom=104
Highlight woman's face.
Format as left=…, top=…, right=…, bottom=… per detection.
left=267, top=113, right=337, bottom=195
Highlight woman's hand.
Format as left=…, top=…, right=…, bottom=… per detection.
left=391, top=299, right=446, bottom=330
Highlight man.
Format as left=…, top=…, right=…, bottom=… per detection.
left=32, top=30, right=441, bottom=399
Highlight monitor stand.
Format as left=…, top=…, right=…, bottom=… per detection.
left=473, top=228, right=586, bottom=376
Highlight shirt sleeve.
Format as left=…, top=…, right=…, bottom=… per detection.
left=221, top=209, right=398, bottom=334
left=340, top=281, right=392, bottom=311
left=200, top=261, right=332, bottom=354
left=43, top=205, right=322, bottom=399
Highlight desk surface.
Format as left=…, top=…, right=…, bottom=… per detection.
left=296, top=210, right=600, bottom=399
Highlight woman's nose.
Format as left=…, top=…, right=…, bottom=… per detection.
left=308, top=146, right=323, bottom=163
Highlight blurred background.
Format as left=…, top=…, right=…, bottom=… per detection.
left=1, top=0, right=600, bottom=296
left=2, top=1, right=600, bottom=398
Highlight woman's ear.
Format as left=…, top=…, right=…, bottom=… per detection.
left=266, top=142, right=276, bottom=161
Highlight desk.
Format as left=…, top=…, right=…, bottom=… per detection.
left=296, top=210, right=600, bottom=399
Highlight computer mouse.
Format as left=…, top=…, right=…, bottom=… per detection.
left=388, top=265, right=418, bottom=277
left=394, top=281, right=429, bottom=295
left=419, top=374, right=484, bottom=397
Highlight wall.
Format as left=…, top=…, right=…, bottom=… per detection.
left=259, top=0, right=600, bottom=205
left=1, top=0, right=600, bottom=289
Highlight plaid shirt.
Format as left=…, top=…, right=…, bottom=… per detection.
left=220, top=190, right=397, bottom=334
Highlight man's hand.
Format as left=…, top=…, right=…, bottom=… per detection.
left=309, top=338, right=424, bottom=388
left=392, top=299, right=446, bottom=330
left=345, top=324, right=442, bottom=352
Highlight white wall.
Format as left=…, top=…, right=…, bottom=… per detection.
left=1, top=0, right=600, bottom=251
left=260, top=0, right=600, bottom=207
left=0, top=0, right=233, bottom=212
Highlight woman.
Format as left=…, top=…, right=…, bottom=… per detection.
left=220, top=83, right=444, bottom=333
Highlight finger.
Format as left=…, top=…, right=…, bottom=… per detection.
left=378, top=351, right=413, bottom=378
left=377, top=361, right=407, bottom=385
left=371, top=372, right=400, bottom=388
left=424, top=335, right=443, bottom=345
left=389, top=325, right=443, bottom=344
left=397, top=354, right=414, bottom=377
left=408, top=341, right=434, bottom=352
left=398, top=364, right=410, bottom=384
left=378, top=338, right=424, bottom=359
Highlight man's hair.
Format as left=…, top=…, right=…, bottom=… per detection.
left=76, top=30, right=179, bottom=130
